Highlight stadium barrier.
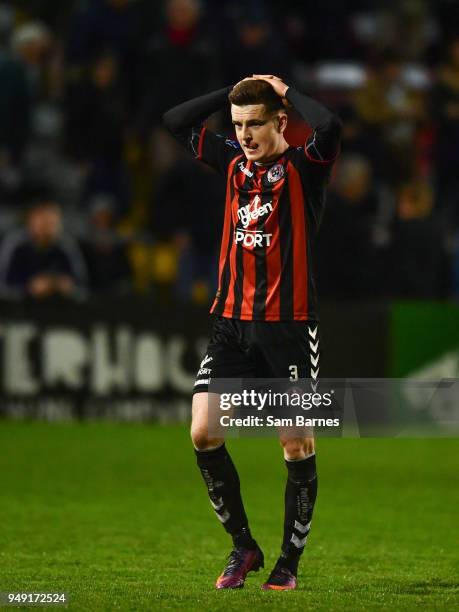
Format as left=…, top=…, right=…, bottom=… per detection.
left=0, top=299, right=457, bottom=421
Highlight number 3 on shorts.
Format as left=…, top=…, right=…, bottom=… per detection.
left=289, top=364, right=298, bottom=381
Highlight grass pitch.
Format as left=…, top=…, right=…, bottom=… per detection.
left=0, top=422, right=457, bottom=611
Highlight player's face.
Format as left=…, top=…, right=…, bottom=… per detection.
left=231, top=104, right=285, bottom=162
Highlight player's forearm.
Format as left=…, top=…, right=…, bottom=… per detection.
left=285, top=87, right=340, bottom=130
left=286, top=87, right=342, bottom=160
left=163, top=86, right=232, bottom=136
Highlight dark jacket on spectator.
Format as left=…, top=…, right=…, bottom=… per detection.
left=0, top=230, right=88, bottom=298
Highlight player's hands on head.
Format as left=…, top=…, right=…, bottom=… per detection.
left=252, top=75, right=289, bottom=99
left=232, top=75, right=290, bottom=108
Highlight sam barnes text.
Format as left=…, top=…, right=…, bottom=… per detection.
left=220, top=416, right=340, bottom=427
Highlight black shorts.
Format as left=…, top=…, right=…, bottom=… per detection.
left=193, top=315, right=320, bottom=394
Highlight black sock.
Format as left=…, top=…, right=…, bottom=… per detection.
left=279, top=453, right=318, bottom=575
left=195, top=444, right=256, bottom=550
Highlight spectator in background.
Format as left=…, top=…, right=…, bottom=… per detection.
left=66, top=0, right=144, bottom=108
left=373, top=0, right=438, bottom=64
left=151, top=157, right=224, bottom=302
left=0, top=21, right=50, bottom=200
left=338, top=104, right=386, bottom=181
left=433, top=36, right=459, bottom=226
left=138, top=0, right=220, bottom=184
left=11, top=21, right=51, bottom=98
left=385, top=180, right=443, bottom=298
left=276, top=1, right=359, bottom=63
left=355, top=50, right=424, bottom=182
left=139, top=0, right=220, bottom=129
left=317, top=155, right=380, bottom=299
left=80, top=195, right=132, bottom=295
left=221, top=3, right=292, bottom=85
left=0, top=197, right=88, bottom=299
left=64, top=50, right=130, bottom=217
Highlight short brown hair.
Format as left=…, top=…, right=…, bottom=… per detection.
left=228, top=79, right=285, bottom=113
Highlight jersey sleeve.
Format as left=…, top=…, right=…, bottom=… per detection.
left=189, top=126, right=242, bottom=174
left=163, top=86, right=240, bottom=175
left=285, top=87, right=342, bottom=167
left=303, top=121, right=342, bottom=165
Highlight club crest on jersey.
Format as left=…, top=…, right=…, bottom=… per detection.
left=238, top=162, right=253, bottom=178
left=267, top=163, right=285, bottom=183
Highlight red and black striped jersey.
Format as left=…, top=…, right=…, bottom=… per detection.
left=164, top=86, right=342, bottom=321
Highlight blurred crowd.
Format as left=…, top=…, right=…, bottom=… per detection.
left=0, top=0, right=459, bottom=303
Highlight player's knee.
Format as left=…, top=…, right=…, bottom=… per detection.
left=281, top=438, right=305, bottom=460
left=190, top=425, right=208, bottom=450
left=190, top=425, right=223, bottom=451
left=191, top=395, right=208, bottom=449
left=280, top=437, right=315, bottom=460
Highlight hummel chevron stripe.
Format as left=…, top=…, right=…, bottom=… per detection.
left=294, top=520, right=311, bottom=534
left=290, top=533, right=308, bottom=548
left=215, top=510, right=230, bottom=524
left=210, top=497, right=224, bottom=511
